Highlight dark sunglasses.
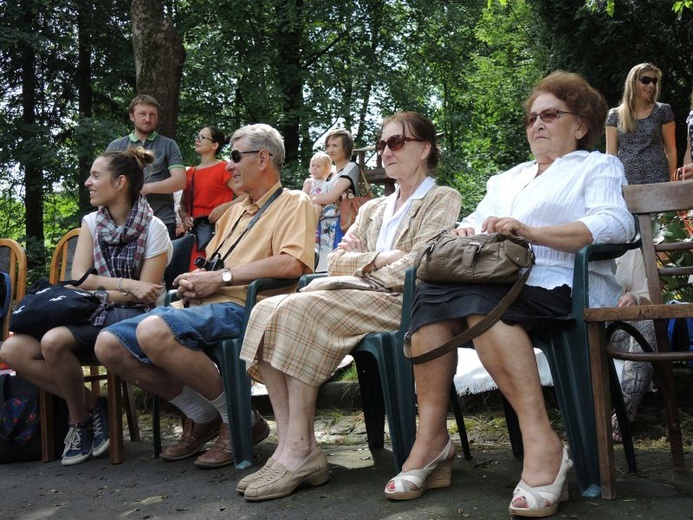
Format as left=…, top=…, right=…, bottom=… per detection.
left=639, top=76, right=658, bottom=86
left=375, top=134, right=423, bottom=154
left=230, top=149, right=273, bottom=163
left=524, top=108, right=576, bottom=127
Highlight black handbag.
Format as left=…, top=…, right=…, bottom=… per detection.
left=190, top=216, right=216, bottom=250
left=9, top=270, right=101, bottom=340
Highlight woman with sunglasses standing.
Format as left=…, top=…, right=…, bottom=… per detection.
left=606, top=64, right=678, bottom=444
left=312, top=129, right=361, bottom=271
left=179, top=127, right=235, bottom=270
left=395, top=73, right=633, bottom=516
left=606, top=63, right=676, bottom=184
left=237, top=112, right=461, bottom=501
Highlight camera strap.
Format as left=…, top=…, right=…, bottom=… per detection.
left=208, top=186, right=284, bottom=264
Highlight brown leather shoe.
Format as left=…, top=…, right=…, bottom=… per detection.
left=195, top=413, right=271, bottom=469
left=160, top=416, right=221, bottom=461
left=194, top=423, right=233, bottom=468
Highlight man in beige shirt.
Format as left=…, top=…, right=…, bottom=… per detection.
left=96, top=124, right=316, bottom=468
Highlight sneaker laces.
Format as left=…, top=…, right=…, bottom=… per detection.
left=62, top=424, right=83, bottom=457
left=92, top=408, right=106, bottom=439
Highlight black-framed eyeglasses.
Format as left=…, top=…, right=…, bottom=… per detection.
left=524, top=108, right=577, bottom=127
left=639, top=76, right=658, bottom=86
left=230, top=149, right=273, bottom=163
left=195, top=134, right=214, bottom=142
left=375, top=134, right=423, bottom=154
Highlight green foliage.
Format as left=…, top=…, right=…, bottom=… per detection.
left=436, top=152, right=487, bottom=219
left=674, top=1, right=693, bottom=15
left=657, top=212, right=693, bottom=302
left=2, top=0, right=693, bottom=273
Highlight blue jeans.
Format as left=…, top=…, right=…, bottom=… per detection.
left=103, top=302, right=245, bottom=365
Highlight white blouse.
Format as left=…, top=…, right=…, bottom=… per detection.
left=459, top=150, right=635, bottom=307
left=375, top=176, right=436, bottom=252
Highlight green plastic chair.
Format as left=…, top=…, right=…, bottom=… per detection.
left=152, top=277, right=298, bottom=469
left=297, top=269, right=418, bottom=471
left=350, top=268, right=417, bottom=471
left=548, top=241, right=639, bottom=496
left=418, top=241, right=636, bottom=497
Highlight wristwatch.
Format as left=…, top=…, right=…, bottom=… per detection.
left=222, top=268, right=233, bottom=287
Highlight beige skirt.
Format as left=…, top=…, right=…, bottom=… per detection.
left=240, top=289, right=403, bottom=388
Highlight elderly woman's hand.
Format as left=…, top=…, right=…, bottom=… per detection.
left=482, top=216, right=534, bottom=243
left=452, top=227, right=475, bottom=237
left=337, top=234, right=364, bottom=253
left=617, top=292, right=638, bottom=307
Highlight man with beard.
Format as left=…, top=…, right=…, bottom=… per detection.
left=106, top=95, right=186, bottom=238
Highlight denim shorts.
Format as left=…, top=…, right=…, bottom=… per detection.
left=103, top=302, right=245, bottom=365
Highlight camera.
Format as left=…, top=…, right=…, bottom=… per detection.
left=193, top=254, right=224, bottom=271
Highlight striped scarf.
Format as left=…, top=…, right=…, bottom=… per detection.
left=92, top=195, right=153, bottom=279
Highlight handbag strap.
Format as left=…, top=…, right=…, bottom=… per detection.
left=61, top=268, right=93, bottom=288
left=189, top=167, right=196, bottom=214
left=410, top=265, right=532, bottom=365
left=208, top=186, right=284, bottom=264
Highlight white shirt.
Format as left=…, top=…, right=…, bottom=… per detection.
left=459, top=150, right=635, bottom=307
left=376, top=176, right=436, bottom=252
left=615, top=248, right=649, bottom=300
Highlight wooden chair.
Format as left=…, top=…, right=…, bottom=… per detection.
left=40, top=228, right=139, bottom=465
left=0, top=238, right=28, bottom=341
left=585, top=180, right=693, bottom=499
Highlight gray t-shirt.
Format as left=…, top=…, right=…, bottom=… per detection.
left=106, top=132, right=185, bottom=225
left=605, top=102, right=675, bottom=185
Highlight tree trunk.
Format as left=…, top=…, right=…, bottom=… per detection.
left=130, top=0, right=185, bottom=139
left=274, top=0, right=305, bottom=166
left=20, top=2, right=45, bottom=269
left=76, top=4, right=94, bottom=220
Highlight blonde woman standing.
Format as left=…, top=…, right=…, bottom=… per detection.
left=606, top=63, right=676, bottom=184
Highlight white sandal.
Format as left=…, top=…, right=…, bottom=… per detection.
left=383, top=438, right=456, bottom=500
left=508, top=446, right=573, bottom=517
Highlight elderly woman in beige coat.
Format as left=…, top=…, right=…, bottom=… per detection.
left=238, top=111, right=461, bottom=502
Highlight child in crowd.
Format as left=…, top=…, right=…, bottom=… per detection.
left=302, top=152, right=332, bottom=219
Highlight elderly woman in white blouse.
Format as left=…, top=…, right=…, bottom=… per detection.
left=388, top=72, right=635, bottom=517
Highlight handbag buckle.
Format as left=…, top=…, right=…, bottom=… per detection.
left=468, top=240, right=482, bottom=255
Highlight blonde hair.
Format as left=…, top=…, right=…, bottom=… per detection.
left=310, top=152, right=331, bottom=170
left=617, top=63, right=662, bottom=133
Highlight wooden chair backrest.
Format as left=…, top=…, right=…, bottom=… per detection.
left=622, top=180, right=693, bottom=352
left=49, top=228, right=80, bottom=284
left=0, top=239, right=28, bottom=340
